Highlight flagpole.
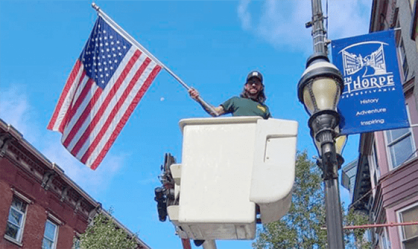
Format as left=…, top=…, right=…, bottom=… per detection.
left=91, top=3, right=219, bottom=116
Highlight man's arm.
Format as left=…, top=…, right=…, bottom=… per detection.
left=189, top=88, right=225, bottom=117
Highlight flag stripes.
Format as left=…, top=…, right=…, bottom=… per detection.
left=87, top=63, right=161, bottom=169
left=48, top=15, right=162, bottom=170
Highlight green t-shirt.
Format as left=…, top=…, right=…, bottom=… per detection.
left=221, top=97, right=271, bottom=119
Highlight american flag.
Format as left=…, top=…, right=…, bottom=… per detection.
left=48, top=15, right=162, bottom=170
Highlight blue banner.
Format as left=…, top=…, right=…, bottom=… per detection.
left=331, top=30, right=409, bottom=135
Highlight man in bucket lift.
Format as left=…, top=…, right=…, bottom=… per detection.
left=189, top=71, right=271, bottom=119
left=188, top=71, right=270, bottom=247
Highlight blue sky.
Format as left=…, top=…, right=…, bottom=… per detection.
left=0, top=1, right=371, bottom=248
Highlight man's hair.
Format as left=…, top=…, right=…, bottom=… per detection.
left=240, top=87, right=266, bottom=103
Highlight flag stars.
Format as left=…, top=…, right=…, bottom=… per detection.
left=81, top=20, right=133, bottom=88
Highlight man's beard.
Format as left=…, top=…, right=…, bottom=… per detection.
left=245, top=89, right=259, bottom=100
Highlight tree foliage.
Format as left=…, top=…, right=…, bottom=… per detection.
left=253, top=152, right=327, bottom=249
left=253, top=152, right=372, bottom=249
left=80, top=209, right=138, bottom=249
left=345, top=208, right=372, bottom=249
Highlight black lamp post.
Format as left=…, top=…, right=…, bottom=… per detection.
left=298, top=0, right=345, bottom=248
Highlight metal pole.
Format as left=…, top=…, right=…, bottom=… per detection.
left=309, top=0, right=344, bottom=248
left=202, top=240, right=217, bottom=249
left=311, top=0, right=327, bottom=54
left=323, top=162, right=345, bottom=249
left=316, top=128, right=344, bottom=249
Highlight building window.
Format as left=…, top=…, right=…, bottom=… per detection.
left=5, top=196, right=28, bottom=243
left=42, top=220, right=58, bottom=249
left=380, top=227, right=392, bottom=249
left=385, top=106, right=416, bottom=169
left=398, top=203, right=418, bottom=249
left=398, top=39, right=409, bottom=81
left=369, top=142, right=380, bottom=188
left=409, top=0, right=415, bottom=10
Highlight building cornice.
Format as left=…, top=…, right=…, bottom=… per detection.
left=0, top=118, right=149, bottom=249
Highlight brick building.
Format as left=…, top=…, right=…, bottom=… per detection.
left=0, top=119, right=149, bottom=249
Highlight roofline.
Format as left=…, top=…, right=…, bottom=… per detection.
left=101, top=210, right=151, bottom=249
left=0, top=119, right=149, bottom=248
left=0, top=118, right=100, bottom=208
left=369, top=0, right=383, bottom=33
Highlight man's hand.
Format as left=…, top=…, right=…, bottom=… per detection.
left=188, top=88, right=200, bottom=101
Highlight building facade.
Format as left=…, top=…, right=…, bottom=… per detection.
left=342, top=159, right=359, bottom=201
left=351, top=0, right=418, bottom=249
left=412, top=1, right=418, bottom=51
left=0, top=119, right=149, bottom=249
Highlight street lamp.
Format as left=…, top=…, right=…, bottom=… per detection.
left=298, top=0, right=346, bottom=247
left=298, top=52, right=345, bottom=249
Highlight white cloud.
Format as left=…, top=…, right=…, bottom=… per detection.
left=0, top=84, right=126, bottom=196
left=237, top=0, right=252, bottom=30
left=327, top=0, right=371, bottom=40
left=0, top=85, right=37, bottom=142
left=237, top=0, right=371, bottom=54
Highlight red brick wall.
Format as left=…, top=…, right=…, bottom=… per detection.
left=57, top=224, right=76, bottom=249
left=0, top=180, right=14, bottom=249
left=22, top=203, right=47, bottom=248
left=0, top=157, right=89, bottom=249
